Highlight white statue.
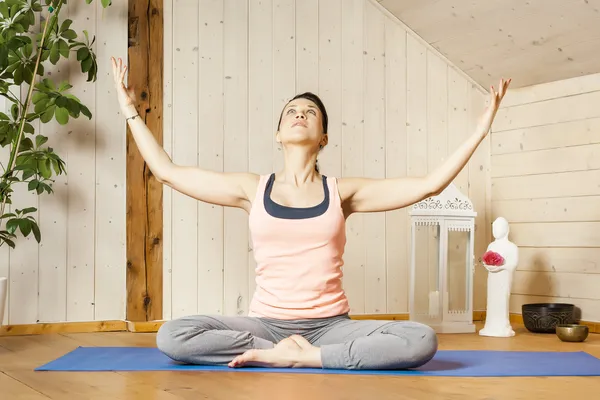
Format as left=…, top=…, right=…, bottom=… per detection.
left=479, top=217, right=518, bottom=337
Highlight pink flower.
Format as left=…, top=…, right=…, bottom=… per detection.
left=483, top=250, right=505, bottom=266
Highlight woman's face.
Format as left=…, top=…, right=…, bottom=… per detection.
left=276, top=98, right=326, bottom=149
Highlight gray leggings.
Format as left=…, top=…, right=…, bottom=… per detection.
left=156, top=313, right=438, bottom=370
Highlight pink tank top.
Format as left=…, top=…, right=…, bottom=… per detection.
left=247, top=173, right=350, bottom=320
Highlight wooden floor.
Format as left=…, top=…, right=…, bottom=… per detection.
left=1, top=322, right=599, bottom=400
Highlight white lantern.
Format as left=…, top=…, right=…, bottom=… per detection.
left=409, top=183, right=476, bottom=333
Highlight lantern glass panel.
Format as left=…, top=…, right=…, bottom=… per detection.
left=412, top=222, right=442, bottom=325
left=446, top=229, right=470, bottom=314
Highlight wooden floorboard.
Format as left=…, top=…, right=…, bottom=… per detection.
left=0, top=322, right=599, bottom=399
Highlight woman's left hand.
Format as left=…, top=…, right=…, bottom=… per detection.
left=478, top=78, right=511, bottom=135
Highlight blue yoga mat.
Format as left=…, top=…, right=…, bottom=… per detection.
left=35, top=347, right=600, bottom=376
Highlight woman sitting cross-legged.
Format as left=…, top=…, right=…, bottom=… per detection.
left=110, top=56, right=510, bottom=370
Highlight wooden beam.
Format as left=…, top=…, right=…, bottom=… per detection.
left=126, top=0, right=163, bottom=321
left=1, top=313, right=599, bottom=336
left=0, top=321, right=127, bottom=336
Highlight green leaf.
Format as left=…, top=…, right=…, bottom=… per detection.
left=28, top=179, right=39, bottom=191
left=18, top=137, right=34, bottom=152
left=10, top=104, right=18, bottom=120
left=32, top=91, right=46, bottom=104
left=81, top=55, right=92, bottom=73
left=31, top=221, right=41, bottom=242
left=66, top=98, right=80, bottom=117
left=55, top=106, right=69, bottom=125
left=101, top=0, right=112, bottom=7
left=77, top=47, right=89, bottom=61
left=50, top=44, right=60, bottom=64
left=80, top=104, right=92, bottom=119
left=22, top=169, right=35, bottom=181
left=58, top=81, right=73, bottom=91
left=19, top=219, right=31, bottom=237
left=6, top=219, right=18, bottom=235
left=13, top=66, right=23, bottom=85
left=34, top=97, right=50, bottom=114
left=55, top=96, right=68, bottom=108
left=40, top=105, right=55, bottom=123
left=59, top=19, right=73, bottom=33
left=62, top=29, right=77, bottom=40
left=23, top=123, right=34, bottom=134
left=37, top=159, right=51, bottom=179
left=58, top=39, right=70, bottom=58
left=36, top=135, right=48, bottom=148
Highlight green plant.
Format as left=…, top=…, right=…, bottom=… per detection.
left=0, top=0, right=111, bottom=248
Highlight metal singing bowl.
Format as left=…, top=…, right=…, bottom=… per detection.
left=555, top=324, right=589, bottom=342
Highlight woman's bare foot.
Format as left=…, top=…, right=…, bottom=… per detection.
left=228, top=335, right=322, bottom=368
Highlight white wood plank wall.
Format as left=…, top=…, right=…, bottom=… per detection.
left=492, top=73, right=600, bottom=322
left=4, top=0, right=597, bottom=326
left=163, top=0, right=490, bottom=320
left=0, top=2, right=128, bottom=325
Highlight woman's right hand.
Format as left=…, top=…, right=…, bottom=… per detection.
left=111, top=57, right=136, bottom=111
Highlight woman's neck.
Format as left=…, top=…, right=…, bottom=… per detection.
left=279, top=146, right=319, bottom=185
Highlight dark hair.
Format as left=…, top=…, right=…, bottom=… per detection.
left=277, top=92, right=328, bottom=172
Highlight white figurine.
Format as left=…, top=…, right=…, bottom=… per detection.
left=479, top=217, right=519, bottom=337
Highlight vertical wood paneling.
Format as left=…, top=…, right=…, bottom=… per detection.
left=446, top=67, right=471, bottom=312
left=272, top=0, right=295, bottom=173
left=426, top=51, right=449, bottom=311
left=0, top=96, right=9, bottom=325
left=405, top=35, right=429, bottom=314
left=170, top=0, right=200, bottom=319
left=406, top=37, right=428, bottom=179
left=468, top=85, right=489, bottom=311
left=162, top=0, right=174, bottom=321
left=296, top=0, right=319, bottom=93
left=197, top=0, right=225, bottom=315
left=426, top=52, right=448, bottom=168
left=6, top=198, right=37, bottom=324
left=1, top=0, right=493, bottom=326
left=9, top=74, right=41, bottom=326
left=363, top=1, right=386, bottom=314
left=37, top=10, right=67, bottom=323
left=341, top=0, right=366, bottom=314
left=162, top=0, right=489, bottom=319
left=64, top=0, right=95, bottom=322
left=246, top=0, right=274, bottom=315
left=447, top=69, right=470, bottom=192
left=384, top=17, right=408, bottom=314
left=223, top=0, right=249, bottom=317
left=94, top=0, right=127, bottom=321
left=0, top=3, right=128, bottom=325
left=317, top=0, right=342, bottom=178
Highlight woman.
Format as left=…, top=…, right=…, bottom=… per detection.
left=111, top=57, right=510, bottom=370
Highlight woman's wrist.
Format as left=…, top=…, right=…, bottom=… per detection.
left=122, top=104, right=138, bottom=119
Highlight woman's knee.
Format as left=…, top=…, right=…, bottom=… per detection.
left=156, top=319, right=186, bottom=361
left=156, top=316, right=211, bottom=362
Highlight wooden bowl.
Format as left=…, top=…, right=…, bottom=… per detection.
left=556, top=324, right=589, bottom=342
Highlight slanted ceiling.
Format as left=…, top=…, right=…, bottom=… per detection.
left=377, top=0, right=600, bottom=89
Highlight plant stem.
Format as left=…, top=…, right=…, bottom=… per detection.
left=0, top=3, right=60, bottom=219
